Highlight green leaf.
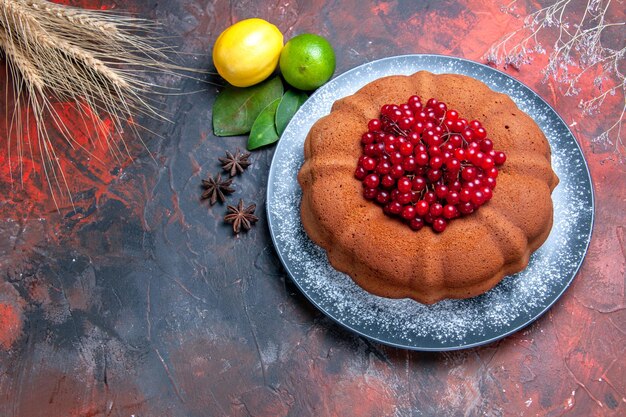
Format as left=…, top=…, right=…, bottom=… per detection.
left=275, top=90, right=308, bottom=136
left=247, top=98, right=281, bottom=150
left=213, top=77, right=284, bottom=136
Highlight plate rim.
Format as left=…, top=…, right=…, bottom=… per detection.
left=266, top=53, right=595, bottom=351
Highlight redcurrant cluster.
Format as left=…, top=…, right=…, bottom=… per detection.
left=355, top=96, right=507, bottom=233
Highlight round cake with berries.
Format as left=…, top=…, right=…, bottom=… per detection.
left=297, top=71, right=559, bottom=304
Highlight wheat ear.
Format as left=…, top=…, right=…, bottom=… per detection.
left=0, top=0, right=193, bottom=208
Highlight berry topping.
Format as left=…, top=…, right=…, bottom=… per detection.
left=355, top=96, right=507, bottom=232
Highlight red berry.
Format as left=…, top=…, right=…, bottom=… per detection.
left=469, top=120, right=482, bottom=130
left=443, top=204, right=458, bottom=219
left=480, top=138, right=493, bottom=152
left=494, top=151, right=507, bottom=165
left=399, top=142, right=414, bottom=156
left=412, top=122, right=425, bottom=134
left=397, top=192, right=413, bottom=205
left=361, top=156, right=376, bottom=171
left=449, top=180, right=462, bottom=191
left=408, top=131, right=421, bottom=144
left=415, top=200, right=429, bottom=216
left=446, top=191, right=460, bottom=205
left=412, top=176, right=426, bottom=191
left=408, top=98, right=422, bottom=113
left=471, top=190, right=486, bottom=206
left=430, top=135, right=443, bottom=147
left=482, top=187, right=493, bottom=202
left=485, top=177, right=497, bottom=189
left=481, top=156, right=495, bottom=170
left=434, top=102, right=447, bottom=118
left=416, top=152, right=429, bottom=166
left=364, top=174, right=379, bottom=188
left=387, top=201, right=402, bottom=215
left=364, top=187, right=377, bottom=200
left=402, top=205, right=417, bottom=220
left=376, top=190, right=391, bottom=204
left=474, top=127, right=487, bottom=140
left=461, top=128, right=474, bottom=142
left=390, top=151, right=403, bottom=165
left=471, top=152, right=485, bottom=167
left=398, top=117, right=414, bottom=130
left=443, top=142, right=455, bottom=152
left=368, top=119, right=381, bottom=131
left=430, top=156, right=443, bottom=169
left=376, top=160, right=392, bottom=175
left=427, top=169, right=442, bottom=182
left=428, top=145, right=442, bottom=157
left=435, top=184, right=449, bottom=199
left=355, top=166, right=367, bottom=180
left=402, top=157, right=417, bottom=172
left=458, top=202, right=474, bottom=215
left=457, top=202, right=474, bottom=215
left=390, top=164, right=404, bottom=178
left=381, top=174, right=395, bottom=188
left=429, top=203, right=443, bottom=217
left=432, top=218, right=447, bottom=232
left=461, top=166, right=477, bottom=181
left=486, top=167, right=499, bottom=178
left=426, top=98, right=438, bottom=107
left=361, top=132, right=375, bottom=144
left=460, top=188, right=472, bottom=203
left=446, top=158, right=461, bottom=172
left=446, top=109, right=459, bottom=121
left=390, top=109, right=403, bottom=122
left=409, top=217, right=424, bottom=231
left=363, top=144, right=377, bottom=156
left=397, top=176, right=412, bottom=193
left=449, top=134, right=463, bottom=148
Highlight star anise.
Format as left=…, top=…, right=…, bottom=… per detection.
left=224, top=199, right=259, bottom=234
left=201, top=173, right=234, bottom=205
left=219, top=149, right=251, bottom=177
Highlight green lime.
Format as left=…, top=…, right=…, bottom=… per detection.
left=279, top=33, right=336, bottom=91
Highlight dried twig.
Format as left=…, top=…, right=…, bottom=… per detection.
left=484, top=0, right=625, bottom=160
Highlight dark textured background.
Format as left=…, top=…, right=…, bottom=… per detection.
left=0, top=1, right=624, bottom=416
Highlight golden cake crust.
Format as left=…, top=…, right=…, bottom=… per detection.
left=298, top=71, right=559, bottom=304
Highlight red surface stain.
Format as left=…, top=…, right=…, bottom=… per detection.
left=170, top=336, right=261, bottom=415
left=0, top=66, right=132, bottom=216
left=459, top=0, right=530, bottom=60
left=14, top=368, right=147, bottom=417
left=0, top=282, right=24, bottom=350
left=0, top=303, right=22, bottom=349
left=372, top=2, right=391, bottom=15
left=170, top=334, right=398, bottom=416
left=330, top=374, right=397, bottom=416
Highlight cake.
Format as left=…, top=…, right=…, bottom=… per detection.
left=297, top=71, right=559, bottom=304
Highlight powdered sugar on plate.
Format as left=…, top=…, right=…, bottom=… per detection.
left=266, top=55, right=594, bottom=350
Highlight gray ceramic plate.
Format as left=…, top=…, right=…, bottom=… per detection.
left=266, top=54, right=594, bottom=351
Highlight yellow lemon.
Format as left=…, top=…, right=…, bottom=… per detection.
left=213, top=18, right=284, bottom=87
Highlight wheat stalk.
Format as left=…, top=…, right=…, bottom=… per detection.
left=0, top=0, right=191, bottom=208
